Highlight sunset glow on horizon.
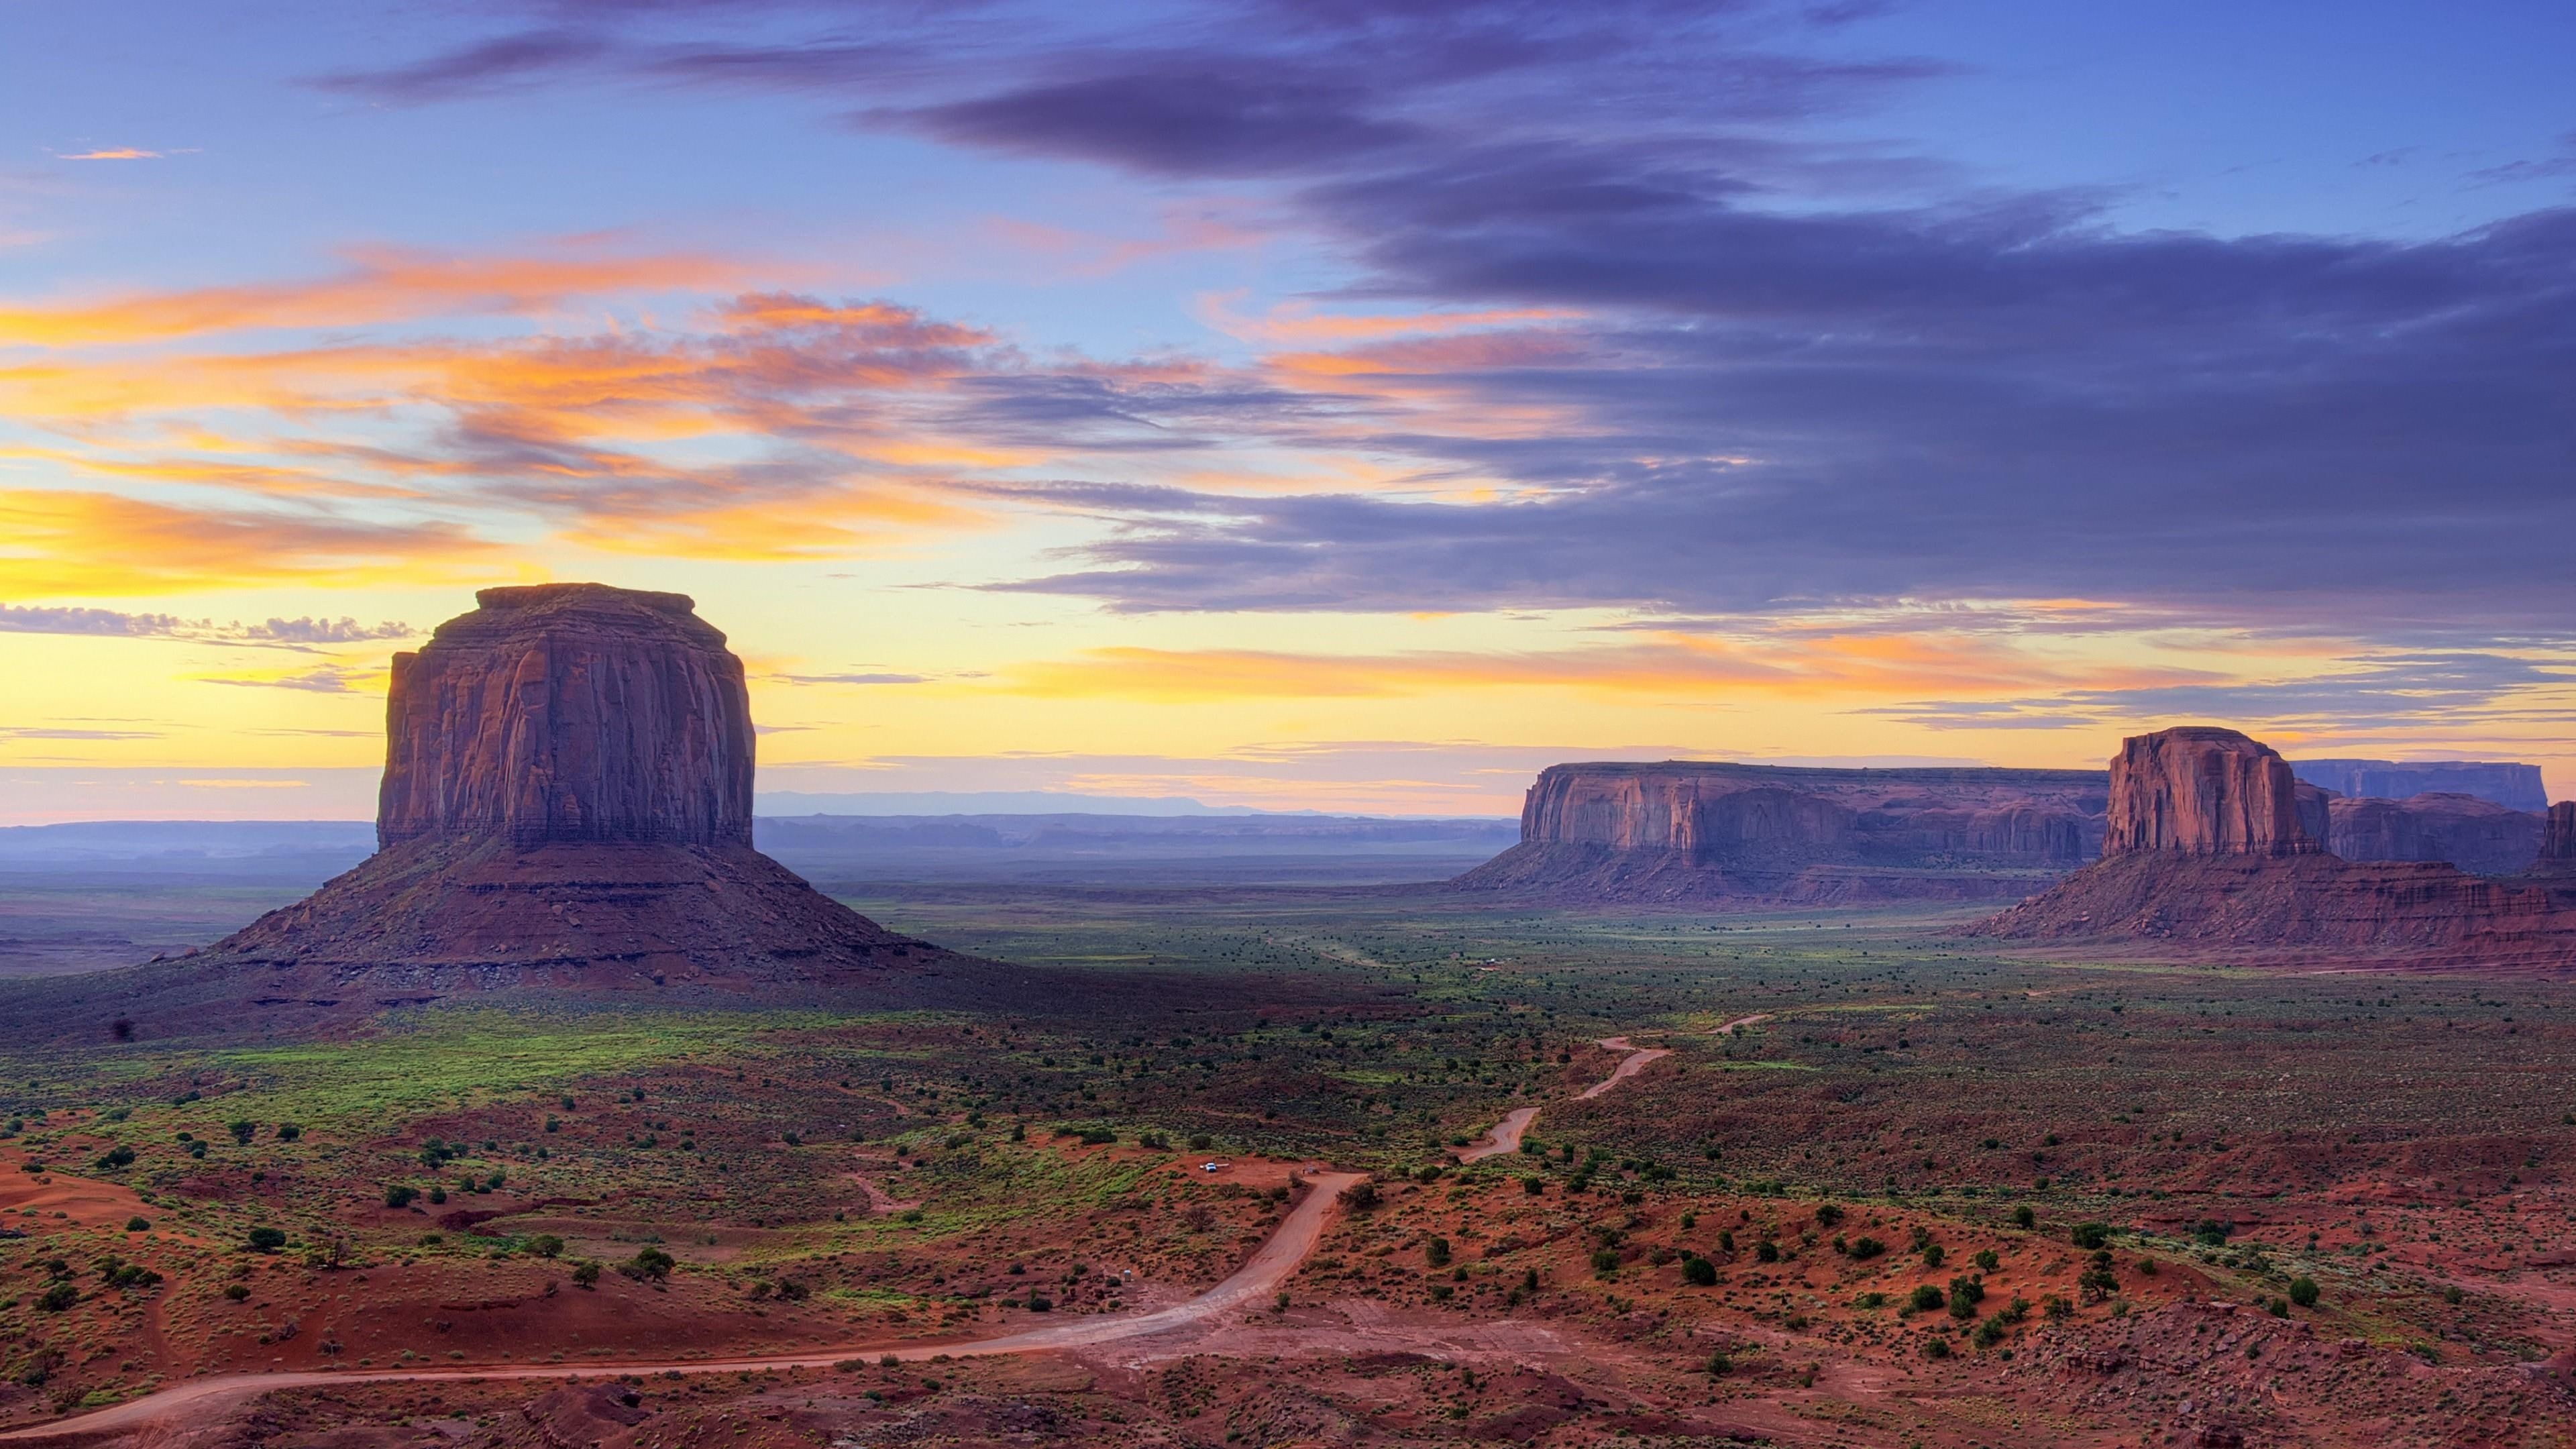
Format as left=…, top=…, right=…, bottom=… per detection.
left=5, top=1, right=2573, bottom=822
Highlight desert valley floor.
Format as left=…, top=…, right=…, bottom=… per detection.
left=3, top=877, right=2573, bottom=1449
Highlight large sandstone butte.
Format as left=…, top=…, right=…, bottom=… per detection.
left=1452, top=761, right=2108, bottom=904
left=119, top=584, right=965, bottom=1011
left=2532, top=802, right=2576, bottom=877
left=1972, top=726, right=2576, bottom=968
left=377, top=584, right=754, bottom=849
left=2103, top=727, right=2324, bottom=857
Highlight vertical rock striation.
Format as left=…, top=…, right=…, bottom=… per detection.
left=377, top=584, right=753, bottom=849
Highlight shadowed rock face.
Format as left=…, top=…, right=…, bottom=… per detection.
left=2328, top=793, right=2545, bottom=876
left=378, top=584, right=753, bottom=849
left=2539, top=803, right=2576, bottom=872
left=2105, top=727, right=2322, bottom=857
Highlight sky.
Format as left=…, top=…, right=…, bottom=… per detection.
left=2, top=0, right=2572, bottom=822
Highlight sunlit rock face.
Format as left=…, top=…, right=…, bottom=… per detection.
left=376, top=584, right=754, bottom=849
left=2103, top=727, right=2323, bottom=858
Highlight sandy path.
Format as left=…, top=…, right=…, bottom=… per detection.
left=1456, top=1022, right=1739, bottom=1163
left=1, top=1172, right=1362, bottom=1444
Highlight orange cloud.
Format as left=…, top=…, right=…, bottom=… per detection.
left=56, top=148, right=161, bottom=161
left=0, top=244, right=743, bottom=346
left=0, top=488, right=506, bottom=596
left=998, top=633, right=2216, bottom=704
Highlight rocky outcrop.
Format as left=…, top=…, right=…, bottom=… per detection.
left=103, top=583, right=969, bottom=1017
left=1971, top=727, right=2576, bottom=967
left=378, top=584, right=753, bottom=848
left=1455, top=761, right=2107, bottom=903
left=2532, top=803, right=2576, bottom=877
left=2104, top=727, right=2320, bottom=857
left=2328, top=793, right=2546, bottom=875
left=2292, top=758, right=2549, bottom=814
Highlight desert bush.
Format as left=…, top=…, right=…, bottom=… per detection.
left=1338, top=1179, right=1381, bottom=1210
left=385, top=1185, right=418, bottom=1209
left=621, top=1246, right=676, bottom=1281
left=1815, top=1203, right=1844, bottom=1228
left=1908, top=1284, right=1945, bottom=1313
left=527, top=1234, right=565, bottom=1258
left=2289, top=1276, right=2320, bottom=1308
left=1682, top=1256, right=1717, bottom=1286
left=1426, top=1236, right=1452, bottom=1268
left=246, top=1227, right=286, bottom=1253
left=2070, top=1222, right=2111, bottom=1250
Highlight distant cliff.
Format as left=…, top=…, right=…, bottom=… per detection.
left=1454, top=761, right=2106, bottom=902
left=2292, top=758, right=2548, bottom=814
left=2328, top=793, right=2545, bottom=876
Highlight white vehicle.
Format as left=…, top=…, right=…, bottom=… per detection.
left=1200, top=1161, right=1230, bottom=1173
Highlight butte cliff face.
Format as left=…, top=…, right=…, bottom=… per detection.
left=1972, top=726, right=2576, bottom=967
left=1454, top=761, right=2106, bottom=903
left=2104, top=727, right=2324, bottom=857
left=111, top=583, right=965, bottom=1018
left=378, top=584, right=755, bottom=849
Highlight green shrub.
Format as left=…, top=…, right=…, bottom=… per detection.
left=1589, top=1248, right=1620, bottom=1275
left=125, top=1216, right=150, bottom=1232
left=246, top=1227, right=287, bottom=1252
left=1908, top=1284, right=1945, bottom=1313
left=384, top=1185, right=419, bottom=1209
left=621, top=1246, right=675, bottom=1281
left=2011, top=1205, right=2035, bottom=1229
left=37, top=1282, right=78, bottom=1312
left=1681, top=1256, right=1717, bottom=1287
left=1847, top=1236, right=1885, bottom=1260
left=1426, top=1237, right=1452, bottom=1268
left=2070, top=1222, right=2111, bottom=1250
left=2289, top=1276, right=2319, bottom=1308
left=527, top=1234, right=565, bottom=1258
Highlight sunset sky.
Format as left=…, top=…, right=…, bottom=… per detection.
left=3, top=1, right=2572, bottom=822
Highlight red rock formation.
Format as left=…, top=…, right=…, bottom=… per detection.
left=2546, top=804, right=2576, bottom=862
left=2104, top=727, right=2319, bottom=857
left=1456, top=761, right=2106, bottom=903
left=138, top=583, right=967, bottom=1010
left=2328, top=793, right=2545, bottom=875
left=1970, top=727, right=2576, bottom=967
left=378, top=584, right=753, bottom=848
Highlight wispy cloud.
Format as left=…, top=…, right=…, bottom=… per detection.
left=54, top=148, right=162, bottom=162
left=0, top=603, right=415, bottom=648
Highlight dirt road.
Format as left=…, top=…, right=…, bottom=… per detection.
left=1457, top=1016, right=1768, bottom=1161
left=0, top=1172, right=1363, bottom=1444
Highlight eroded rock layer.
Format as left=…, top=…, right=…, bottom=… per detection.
left=1454, top=761, right=2107, bottom=903
left=378, top=584, right=754, bottom=848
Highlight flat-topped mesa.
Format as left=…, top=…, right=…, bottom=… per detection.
left=2329, top=792, right=2545, bottom=876
left=376, top=584, right=754, bottom=849
left=2104, top=727, right=2324, bottom=857
left=2292, top=757, right=2549, bottom=814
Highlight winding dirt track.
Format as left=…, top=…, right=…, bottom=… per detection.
left=1456, top=1016, right=1764, bottom=1162
left=11, top=1020, right=1719, bottom=1444
left=1, top=1173, right=1362, bottom=1444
